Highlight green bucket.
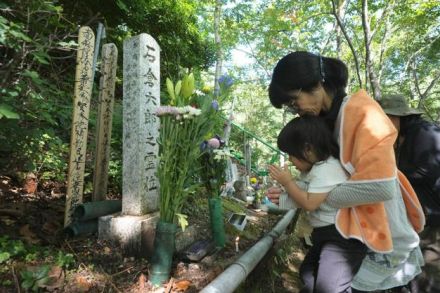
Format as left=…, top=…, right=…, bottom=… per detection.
left=150, top=221, right=177, bottom=286
left=208, top=197, right=226, bottom=248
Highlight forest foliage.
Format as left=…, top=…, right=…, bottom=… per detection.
left=0, top=0, right=439, bottom=192
left=0, top=0, right=215, bottom=191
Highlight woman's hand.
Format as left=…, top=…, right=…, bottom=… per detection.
left=268, top=164, right=292, bottom=187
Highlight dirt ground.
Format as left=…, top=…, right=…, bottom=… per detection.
left=0, top=174, right=305, bottom=292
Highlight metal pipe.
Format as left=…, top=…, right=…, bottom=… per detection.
left=73, top=200, right=122, bottom=221
left=200, top=209, right=297, bottom=293
left=91, top=22, right=105, bottom=82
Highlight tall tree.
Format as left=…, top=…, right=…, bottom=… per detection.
left=361, top=0, right=381, bottom=99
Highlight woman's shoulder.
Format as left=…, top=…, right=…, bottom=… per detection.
left=345, top=90, right=379, bottom=110
left=343, top=90, right=389, bottom=125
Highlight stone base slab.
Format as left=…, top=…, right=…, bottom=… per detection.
left=99, top=212, right=204, bottom=259
left=99, top=212, right=159, bottom=258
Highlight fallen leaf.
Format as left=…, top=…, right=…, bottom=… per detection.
left=23, top=173, right=38, bottom=194
left=41, top=266, right=65, bottom=291
left=164, top=277, right=175, bottom=293
left=50, top=189, right=64, bottom=198
left=19, top=224, right=40, bottom=244
left=281, top=272, right=295, bottom=282
left=42, top=221, right=60, bottom=234
left=172, top=279, right=191, bottom=292
left=138, top=273, right=146, bottom=291
left=1, top=217, right=15, bottom=226
left=74, top=275, right=92, bottom=292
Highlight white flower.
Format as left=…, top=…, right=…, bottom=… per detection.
left=189, top=107, right=201, bottom=116
left=194, top=89, right=204, bottom=96
left=212, top=149, right=232, bottom=161
left=174, top=106, right=201, bottom=118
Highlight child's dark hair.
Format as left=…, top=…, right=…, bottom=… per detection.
left=277, top=115, right=339, bottom=162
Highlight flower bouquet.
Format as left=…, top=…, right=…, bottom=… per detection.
left=151, top=74, right=213, bottom=285
left=150, top=72, right=232, bottom=284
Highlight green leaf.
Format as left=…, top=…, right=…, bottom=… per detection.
left=2, top=280, right=12, bottom=286
left=21, top=278, right=34, bottom=290
left=175, top=213, right=188, bottom=231
left=7, top=91, right=18, bottom=97
left=0, top=104, right=20, bottom=119
left=35, top=265, right=50, bottom=280
left=181, top=73, right=195, bottom=99
left=9, top=29, right=32, bottom=42
left=22, top=70, right=43, bottom=85
left=0, top=252, right=10, bottom=263
left=41, top=112, right=58, bottom=126
left=116, top=0, right=129, bottom=13
left=32, top=51, right=51, bottom=65
left=166, top=78, right=175, bottom=103
left=174, top=80, right=182, bottom=98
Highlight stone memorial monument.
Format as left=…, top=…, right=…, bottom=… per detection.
left=99, top=34, right=160, bottom=257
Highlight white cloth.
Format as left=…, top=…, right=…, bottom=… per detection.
left=300, top=157, right=348, bottom=227
left=279, top=157, right=348, bottom=227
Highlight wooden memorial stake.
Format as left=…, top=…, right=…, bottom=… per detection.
left=92, top=43, right=118, bottom=201
left=64, top=26, right=95, bottom=226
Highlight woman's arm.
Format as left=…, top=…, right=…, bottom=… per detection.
left=326, top=180, right=396, bottom=208
left=268, top=165, right=327, bottom=211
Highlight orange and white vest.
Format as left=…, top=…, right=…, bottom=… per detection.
left=335, top=90, right=424, bottom=253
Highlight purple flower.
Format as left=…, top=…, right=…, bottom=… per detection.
left=211, top=100, right=219, bottom=111
left=200, top=141, right=208, bottom=151
left=218, top=75, right=233, bottom=88
left=155, top=106, right=179, bottom=116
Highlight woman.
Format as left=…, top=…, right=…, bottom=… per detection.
left=267, top=51, right=425, bottom=292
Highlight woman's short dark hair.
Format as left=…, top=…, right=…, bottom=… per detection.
left=269, top=51, right=349, bottom=108
left=277, top=115, right=340, bottom=162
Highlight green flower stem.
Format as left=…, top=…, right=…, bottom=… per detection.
left=157, top=112, right=208, bottom=224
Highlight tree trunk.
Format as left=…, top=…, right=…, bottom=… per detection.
left=362, top=0, right=381, bottom=100
left=214, top=0, right=223, bottom=98
left=331, top=0, right=363, bottom=88
left=335, top=0, right=347, bottom=58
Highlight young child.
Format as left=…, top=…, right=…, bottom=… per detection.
left=268, top=115, right=367, bottom=293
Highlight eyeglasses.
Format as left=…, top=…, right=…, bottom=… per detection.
left=283, top=88, right=302, bottom=114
